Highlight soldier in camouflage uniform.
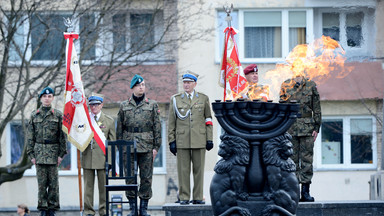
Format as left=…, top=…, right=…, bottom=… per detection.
left=243, top=64, right=269, bottom=101
left=280, top=75, right=321, bottom=202
left=116, top=74, right=161, bottom=216
left=27, top=87, right=67, bottom=216
left=82, top=93, right=116, bottom=216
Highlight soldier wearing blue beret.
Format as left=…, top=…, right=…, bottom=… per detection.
left=27, top=86, right=67, bottom=216
left=117, top=74, right=161, bottom=216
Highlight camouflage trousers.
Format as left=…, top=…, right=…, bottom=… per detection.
left=126, top=152, right=153, bottom=200
left=36, top=164, right=60, bottom=211
left=291, top=136, right=314, bottom=184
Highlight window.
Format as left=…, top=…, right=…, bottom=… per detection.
left=322, top=12, right=363, bottom=48
left=317, top=7, right=375, bottom=57
left=31, top=13, right=68, bottom=61
left=112, top=14, right=127, bottom=53
left=130, top=14, right=154, bottom=52
left=216, top=9, right=313, bottom=63
left=6, top=121, right=76, bottom=175
left=79, top=14, right=97, bottom=60
left=154, top=118, right=167, bottom=173
left=316, top=116, right=377, bottom=170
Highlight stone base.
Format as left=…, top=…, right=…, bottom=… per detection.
left=162, top=203, right=213, bottom=216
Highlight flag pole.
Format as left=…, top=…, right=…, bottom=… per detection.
left=63, top=17, right=83, bottom=216
left=223, top=4, right=233, bottom=100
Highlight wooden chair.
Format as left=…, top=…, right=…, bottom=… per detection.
left=105, top=139, right=138, bottom=216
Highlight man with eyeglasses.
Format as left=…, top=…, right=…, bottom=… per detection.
left=82, top=93, right=116, bottom=216
left=117, top=74, right=161, bottom=216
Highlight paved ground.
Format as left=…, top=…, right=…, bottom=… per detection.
left=0, top=209, right=165, bottom=216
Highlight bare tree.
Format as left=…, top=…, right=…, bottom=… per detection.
left=0, top=0, right=214, bottom=184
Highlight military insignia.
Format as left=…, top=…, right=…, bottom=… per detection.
left=74, top=123, right=87, bottom=133
left=71, top=82, right=85, bottom=107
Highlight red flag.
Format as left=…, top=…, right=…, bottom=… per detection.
left=62, top=33, right=106, bottom=154
left=219, top=27, right=248, bottom=100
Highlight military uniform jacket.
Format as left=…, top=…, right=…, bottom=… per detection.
left=116, top=97, right=161, bottom=153
left=280, top=77, right=322, bottom=136
left=168, top=92, right=213, bottom=149
left=81, top=112, right=116, bottom=169
left=27, top=106, right=67, bottom=165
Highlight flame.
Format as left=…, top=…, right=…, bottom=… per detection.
left=262, top=35, right=353, bottom=102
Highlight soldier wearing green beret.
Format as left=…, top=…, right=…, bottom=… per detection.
left=82, top=93, right=116, bottom=216
left=116, top=74, right=161, bottom=216
left=280, top=74, right=322, bottom=202
left=168, top=71, right=214, bottom=205
left=26, top=87, right=67, bottom=216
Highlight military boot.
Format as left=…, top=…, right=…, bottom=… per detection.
left=139, top=199, right=150, bottom=216
left=48, top=209, right=56, bottom=216
left=40, top=210, right=48, bottom=216
left=127, top=198, right=137, bottom=216
left=300, top=183, right=315, bottom=202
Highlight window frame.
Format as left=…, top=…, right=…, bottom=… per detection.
left=237, top=8, right=314, bottom=64
left=314, top=115, right=377, bottom=171
left=153, top=118, right=167, bottom=174
left=314, top=7, right=375, bottom=58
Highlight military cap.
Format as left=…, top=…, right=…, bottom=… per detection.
left=244, top=64, right=258, bottom=75
left=130, top=74, right=144, bottom=89
left=182, top=70, right=199, bottom=82
left=88, top=92, right=104, bottom=105
left=39, top=86, right=54, bottom=98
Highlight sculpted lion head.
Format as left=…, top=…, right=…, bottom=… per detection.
left=263, top=133, right=296, bottom=172
left=214, top=134, right=250, bottom=174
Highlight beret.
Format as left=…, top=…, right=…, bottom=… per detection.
left=39, top=87, right=54, bottom=98
left=130, top=74, right=144, bottom=89
left=244, top=64, right=258, bottom=75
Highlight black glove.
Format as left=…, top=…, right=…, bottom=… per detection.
left=206, top=141, right=214, bottom=151
left=169, top=141, right=177, bottom=156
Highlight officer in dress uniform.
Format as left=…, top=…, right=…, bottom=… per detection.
left=168, top=71, right=214, bottom=205
left=27, top=87, right=67, bottom=216
left=244, top=64, right=269, bottom=101
left=82, top=93, right=116, bottom=216
left=280, top=73, right=321, bottom=202
left=116, top=74, right=161, bottom=216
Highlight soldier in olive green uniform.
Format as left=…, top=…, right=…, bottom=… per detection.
left=244, top=64, right=269, bottom=102
left=168, top=71, right=214, bottom=205
left=116, top=74, right=161, bottom=216
left=280, top=75, right=321, bottom=202
left=82, top=93, right=116, bottom=216
left=27, top=87, right=67, bottom=216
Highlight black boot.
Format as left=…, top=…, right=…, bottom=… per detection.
left=48, top=209, right=56, bottom=216
left=127, top=198, right=137, bottom=216
left=300, top=183, right=315, bottom=202
left=139, top=199, right=150, bottom=216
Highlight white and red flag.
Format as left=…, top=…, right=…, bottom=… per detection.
left=62, top=33, right=106, bottom=154
left=219, top=27, right=248, bottom=100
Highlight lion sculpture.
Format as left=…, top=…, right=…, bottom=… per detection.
left=262, top=132, right=300, bottom=216
left=210, top=134, right=251, bottom=216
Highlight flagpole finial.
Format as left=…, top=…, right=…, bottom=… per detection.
left=223, top=4, right=233, bottom=27
left=63, top=17, right=74, bottom=33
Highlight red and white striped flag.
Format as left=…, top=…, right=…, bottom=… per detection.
left=219, top=27, right=248, bottom=100
left=62, top=33, right=106, bottom=154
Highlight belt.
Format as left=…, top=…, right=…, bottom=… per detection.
left=300, top=113, right=312, bottom=118
left=36, top=140, right=59, bottom=144
left=127, top=127, right=151, bottom=133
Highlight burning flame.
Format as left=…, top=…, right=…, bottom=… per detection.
left=260, top=35, right=353, bottom=102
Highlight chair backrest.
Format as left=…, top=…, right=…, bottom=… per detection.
left=105, top=139, right=137, bottom=183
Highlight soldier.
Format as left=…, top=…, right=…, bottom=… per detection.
left=280, top=73, right=321, bottom=202
left=26, top=87, right=67, bottom=216
left=116, top=74, right=161, bottom=216
left=168, top=71, right=214, bottom=205
left=244, top=64, right=269, bottom=101
left=82, top=93, right=116, bottom=216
